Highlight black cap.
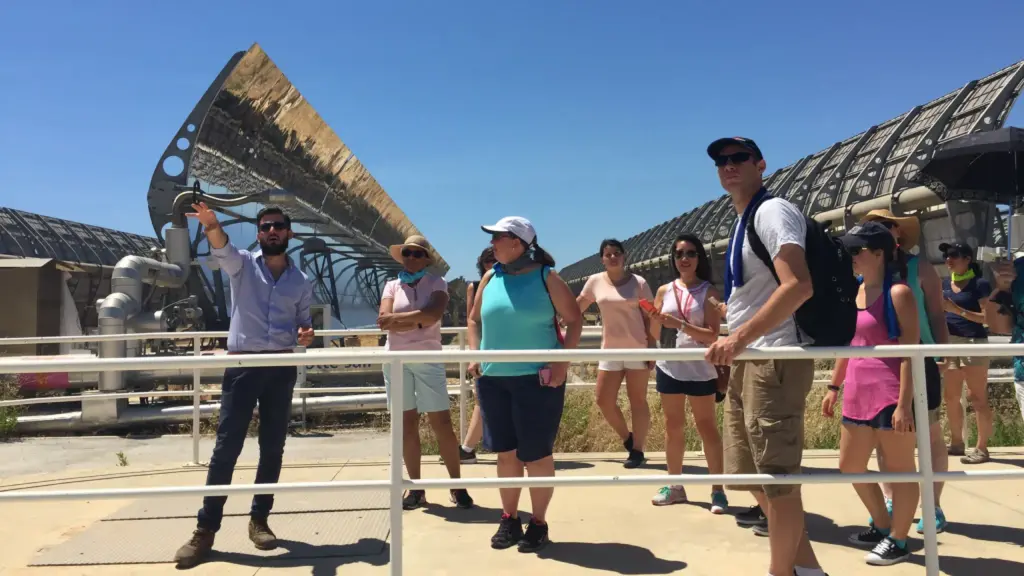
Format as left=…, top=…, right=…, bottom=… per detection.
left=840, top=221, right=896, bottom=254
left=707, top=137, right=764, bottom=161
left=938, top=242, right=974, bottom=258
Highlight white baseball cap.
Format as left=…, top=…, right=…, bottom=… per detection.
left=481, top=216, right=536, bottom=245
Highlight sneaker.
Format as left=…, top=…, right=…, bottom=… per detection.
left=916, top=507, right=948, bottom=534
left=848, top=526, right=888, bottom=548
left=865, top=536, right=910, bottom=566
left=491, top=514, right=524, bottom=549
left=735, top=505, right=765, bottom=527
left=402, top=490, right=427, bottom=510
left=518, top=518, right=550, bottom=553
left=710, top=491, right=729, bottom=515
left=248, top=517, right=278, bottom=550
left=624, top=449, right=646, bottom=469
left=459, top=446, right=477, bottom=464
left=173, top=528, right=215, bottom=569
left=450, top=488, right=474, bottom=509
left=867, top=498, right=893, bottom=527
left=651, top=485, right=687, bottom=506
left=751, top=522, right=769, bottom=537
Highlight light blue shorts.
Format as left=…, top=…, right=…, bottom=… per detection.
left=382, top=363, right=450, bottom=414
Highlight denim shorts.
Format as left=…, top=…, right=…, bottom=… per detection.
left=382, top=363, right=450, bottom=414
left=477, top=374, right=566, bottom=463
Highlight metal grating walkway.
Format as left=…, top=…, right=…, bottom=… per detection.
left=31, top=491, right=389, bottom=566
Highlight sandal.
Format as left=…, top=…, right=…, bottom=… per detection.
left=947, top=444, right=965, bottom=456
left=960, top=448, right=990, bottom=465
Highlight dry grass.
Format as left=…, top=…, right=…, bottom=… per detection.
left=411, top=371, right=1024, bottom=455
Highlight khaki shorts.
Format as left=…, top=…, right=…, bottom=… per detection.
left=946, top=335, right=990, bottom=369
left=724, top=359, right=814, bottom=499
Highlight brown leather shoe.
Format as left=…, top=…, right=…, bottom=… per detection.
left=248, top=517, right=278, bottom=550
left=173, top=528, right=214, bottom=569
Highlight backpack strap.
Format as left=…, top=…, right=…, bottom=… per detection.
left=744, top=195, right=803, bottom=343
left=744, top=196, right=780, bottom=286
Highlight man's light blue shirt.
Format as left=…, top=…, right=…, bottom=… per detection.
left=210, top=243, right=313, bottom=353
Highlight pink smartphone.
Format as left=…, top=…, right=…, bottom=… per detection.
left=539, top=367, right=552, bottom=386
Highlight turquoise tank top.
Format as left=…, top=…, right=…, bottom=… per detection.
left=906, top=254, right=935, bottom=345
left=480, top=265, right=561, bottom=376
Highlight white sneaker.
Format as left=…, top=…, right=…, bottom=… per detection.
left=652, top=485, right=687, bottom=506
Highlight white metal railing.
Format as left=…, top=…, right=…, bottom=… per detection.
left=0, top=327, right=607, bottom=463
left=1, top=346, right=1024, bottom=575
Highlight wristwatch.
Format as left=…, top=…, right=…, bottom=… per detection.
left=827, top=385, right=841, bottom=392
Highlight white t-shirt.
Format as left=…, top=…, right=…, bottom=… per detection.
left=725, top=197, right=809, bottom=348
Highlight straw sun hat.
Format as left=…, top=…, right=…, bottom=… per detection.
left=860, top=209, right=921, bottom=251
left=389, top=235, right=434, bottom=264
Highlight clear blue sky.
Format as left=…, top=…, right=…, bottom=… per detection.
left=2, top=1, right=1023, bottom=279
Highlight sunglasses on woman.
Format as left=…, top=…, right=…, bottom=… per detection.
left=401, top=249, right=427, bottom=259
left=674, top=249, right=699, bottom=260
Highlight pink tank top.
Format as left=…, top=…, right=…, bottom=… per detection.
left=843, top=292, right=902, bottom=421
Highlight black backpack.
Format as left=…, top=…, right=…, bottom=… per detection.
left=745, top=195, right=858, bottom=347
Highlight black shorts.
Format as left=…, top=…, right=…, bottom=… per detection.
left=655, top=367, right=717, bottom=396
left=924, top=356, right=941, bottom=411
left=477, top=374, right=566, bottom=463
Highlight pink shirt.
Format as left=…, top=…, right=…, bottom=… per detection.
left=843, top=291, right=902, bottom=421
left=581, top=272, right=654, bottom=349
left=382, top=274, right=447, bottom=351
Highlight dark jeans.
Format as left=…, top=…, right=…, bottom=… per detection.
left=197, top=365, right=297, bottom=532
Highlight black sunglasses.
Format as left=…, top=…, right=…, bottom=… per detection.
left=876, top=220, right=897, bottom=230
left=847, top=246, right=867, bottom=256
left=259, top=221, right=288, bottom=232
left=491, top=232, right=514, bottom=241
left=402, top=248, right=427, bottom=259
left=674, top=249, right=700, bottom=260
left=714, top=152, right=754, bottom=167
left=944, top=250, right=970, bottom=259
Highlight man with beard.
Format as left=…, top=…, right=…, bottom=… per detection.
left=174, top=203, right=314, bottom=569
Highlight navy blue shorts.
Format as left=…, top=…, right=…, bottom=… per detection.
left=655, top=367, right=716, bottom=396
left=477, top=374, right=566, bottom=463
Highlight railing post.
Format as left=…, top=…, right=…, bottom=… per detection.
left=911, top=352, right=940, bottom=576
left=388, top=360, right=404, bottom=576
left=458, top=330, right=468, bottom=443
left=960, top=386, right=970, bottom=448
left=190, top=335, right=201, bottom=466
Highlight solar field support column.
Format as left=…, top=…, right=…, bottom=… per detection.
left=191, top=335, right=202, bottom=466
left=388, top=360, right=405, bottom=575
left=911, top=351, right=940, bottom=576
left=458, top=331, right=468, bottom=442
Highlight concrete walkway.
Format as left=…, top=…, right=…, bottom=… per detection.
left=0, top=434, right=1022, bottom=575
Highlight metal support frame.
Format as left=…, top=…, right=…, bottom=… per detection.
left=843, top=108, right=922, bottom=205
left=788, top=143, right=841, bottom=213
left=968, top=61, right=1024, bottom=134
left=768, top=155, right=812, bottom=200
left=805, top=128, right=877, bottom=215
left=891, top=83, right=978, bottom=194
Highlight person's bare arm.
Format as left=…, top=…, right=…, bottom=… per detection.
left=390, top=291, right=450, bottom=326
left=465, top=283, right=476, bottom=326
left=918, top=259, right=950, bottom=344
left=892, top=284, right=921, bottom=433
left=548, top=270, right=583, bottom=350
left=648, top=285, right=666, bottom=341
left=467, top=271, right=493, bottom=376
left=986, top=261, right=1016, bottom=335
left=691, top=285, right=723, bottom=346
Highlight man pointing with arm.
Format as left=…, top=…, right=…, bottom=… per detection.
left=175, top=203, right=314, bottom=569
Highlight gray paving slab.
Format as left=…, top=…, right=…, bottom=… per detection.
left=107, top=490, right=389, bottom=520
left=30, top=510, right=389, bottom=566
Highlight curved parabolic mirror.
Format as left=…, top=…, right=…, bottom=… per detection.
left=146, top=44, right=447, bottom=329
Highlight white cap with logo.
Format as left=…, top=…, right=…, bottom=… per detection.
left=481, top=216, right=536, bottom=245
